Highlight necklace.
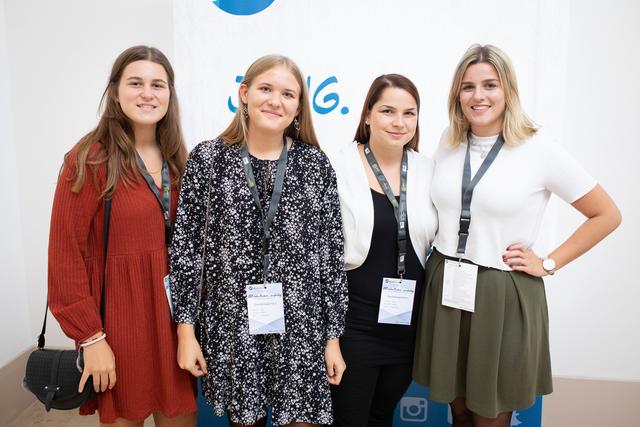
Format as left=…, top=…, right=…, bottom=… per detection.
left=470, top=136, right=496, bottom=159
left=263, top=164, right=272, bottom=193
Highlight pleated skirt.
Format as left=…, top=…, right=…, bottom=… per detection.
left=412, top=249, right=553, bottom=418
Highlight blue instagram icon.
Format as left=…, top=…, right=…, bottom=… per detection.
left=400, top=397, right=428, bottom=422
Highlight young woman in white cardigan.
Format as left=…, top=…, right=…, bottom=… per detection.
left=412, top=44, right=621, bottom=427
left=328, top=74, right=438, bottom=427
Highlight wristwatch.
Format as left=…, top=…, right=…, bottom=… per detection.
left=542, top=257, right=556, bottom=275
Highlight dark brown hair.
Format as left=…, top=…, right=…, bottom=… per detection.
left=353, top=74, right=421, bottom=151
left=69, top=45, right=187, bottom=197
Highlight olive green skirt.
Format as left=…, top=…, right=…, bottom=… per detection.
left=412, top=249, right=553, bottom=418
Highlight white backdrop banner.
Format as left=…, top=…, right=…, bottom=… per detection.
left=174, top=1, right=561, bottom=425
left=173, top=0, right=571, bottom=156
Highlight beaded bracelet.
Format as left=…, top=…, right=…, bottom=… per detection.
left=80, top=332, right=107, bottom=348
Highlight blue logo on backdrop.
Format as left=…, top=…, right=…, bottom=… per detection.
left=227, top=75, right=350, bottom=115
left=212, top=0, right=275, bottom=16
left=196, top=381, right=543, bottom=426
left=391, top=383, right=543, bottom=427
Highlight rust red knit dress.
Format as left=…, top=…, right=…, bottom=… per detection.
left=48, top=147, right=197, bottom=423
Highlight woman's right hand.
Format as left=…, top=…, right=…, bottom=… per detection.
left=325, top=338, right=347, bottom=386
left=177, top=323, right=208, bottom=377
left=78, top=336, right=116, bottom=393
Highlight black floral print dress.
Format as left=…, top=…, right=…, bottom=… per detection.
left=170, top=138, right=348, bottom=425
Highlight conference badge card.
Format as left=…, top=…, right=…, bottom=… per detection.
left=246, top=283, right=286, bottom=335
left=378, top=278, right=416, bottom=325
left=442, top=260, right=478, bottom=312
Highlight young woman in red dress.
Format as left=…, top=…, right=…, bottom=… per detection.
left=48, top=46, right=197, bottom=426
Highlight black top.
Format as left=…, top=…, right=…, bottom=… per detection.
left=341, top=189, right=425, bottom=368
left=248, top=154, right=277, bottom=208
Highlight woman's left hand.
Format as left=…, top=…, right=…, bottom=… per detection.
left=325, top=338, right=346, bottom=386
left=502, top=243, right=547, bottom=277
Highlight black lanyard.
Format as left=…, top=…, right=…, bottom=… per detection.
left=456, top=132, right=504, bottom=255
left=364, top=143, right=408, bottom=278
left=240, top=138, right=289, bottom=282
left=135, top=152, right=172, bottom=246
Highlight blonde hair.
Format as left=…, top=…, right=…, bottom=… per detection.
left=219, top=54, right=319, bottom=147
left=447, top=44, right=537, bottom=147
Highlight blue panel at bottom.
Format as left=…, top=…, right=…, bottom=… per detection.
left=393, top=382, right=542, bottom=426
left=197, top=381, right=542, bottom=426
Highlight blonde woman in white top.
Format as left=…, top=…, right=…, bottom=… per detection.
left=412, top=45, right=621, bottom=427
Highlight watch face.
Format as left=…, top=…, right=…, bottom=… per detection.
left=543, top=258, right=556, bottom=271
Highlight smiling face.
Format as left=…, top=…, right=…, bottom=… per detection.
left=366, top=87, right=418, bottom=150
left=239, top=65, right=301, bottom=137
left=117, top=60, right=170, bottom=131
left=459, top=62, right=506, bottom=136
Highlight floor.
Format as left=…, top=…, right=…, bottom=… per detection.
left=6, top=401, right=155, bottom=427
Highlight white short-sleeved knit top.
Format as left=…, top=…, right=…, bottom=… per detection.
left=431, top=128, right=597, bottom=270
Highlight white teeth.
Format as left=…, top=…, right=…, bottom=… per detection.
left=472, top=105, right=489, bottom=110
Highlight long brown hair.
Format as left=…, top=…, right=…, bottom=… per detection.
left=354, top=74, right=421, bottom=151
left=219, top=54, right=319, bottom=147
left=447, top=44, right=537, bottom=147
left=69, top=45, right=187, bottom=197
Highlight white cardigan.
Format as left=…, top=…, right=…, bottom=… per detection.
left=328, top=141, right=438, bottom=271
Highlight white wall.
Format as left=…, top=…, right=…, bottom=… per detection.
left=2, top=0, right=638, bottom=381
left=0, top=0, right=32, bottom=367
left=545, top=0, right=640, bottom=380
left=2, top=0, right=174, bottom=352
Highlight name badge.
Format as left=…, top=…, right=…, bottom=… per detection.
left=163, top=275, right=174, bottom=320
left=378, top=278, right=416, bottom=325
left=246, top=283, right=286, bottom=335
left=442, top=260, right=478, bottom=312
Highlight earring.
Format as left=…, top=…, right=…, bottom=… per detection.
left=294, top=117, right=300, bottom=132
left=365, top=120, right=369, bottom=126
left=242, top=104, right=248, bottom=117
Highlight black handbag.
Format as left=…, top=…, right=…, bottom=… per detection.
left=23, top=195, right=112, bottom=411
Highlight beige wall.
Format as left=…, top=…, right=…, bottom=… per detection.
left=543, top=377, right=640, bottom=427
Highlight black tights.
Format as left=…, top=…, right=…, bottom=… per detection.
left=330, top=363, right=413, bottom=427
left=450, top=397, right=512, bottom=427
left=228, top=418, right=266, bottom=427
left=227, top=415, right=318, bottom=427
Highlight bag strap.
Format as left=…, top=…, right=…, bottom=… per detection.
left=101, top=193, right=111, bottom=319
left=38, top=161, right=112, bottom=349
left=198, top=144, right=215, bottom=297
left=44, top=350, right=63, bottom=411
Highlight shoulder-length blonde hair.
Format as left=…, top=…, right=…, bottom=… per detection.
left=70, top=45, right=187, bottom=198
left=219, top=54, right=319, bottom=147
left=447, top=44, right=537, bottom=147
